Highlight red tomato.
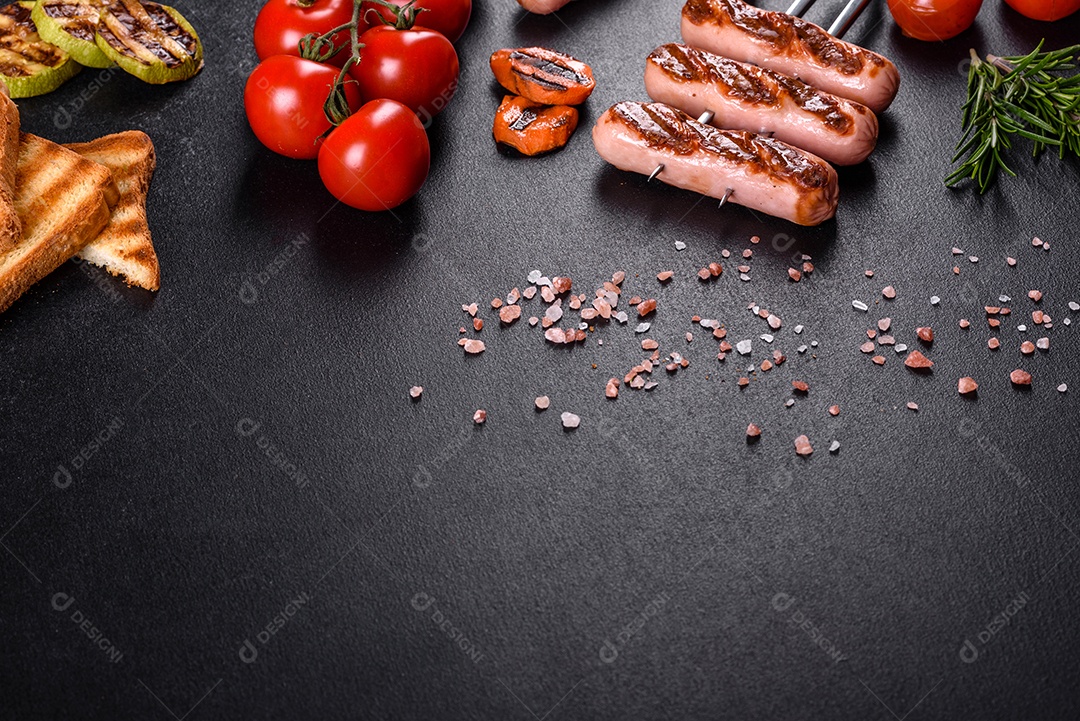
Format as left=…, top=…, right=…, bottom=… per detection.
left=244, top=56, right=363, bottom=159
left=318, top=99, right=431, bottom=211
left=360, top=0, right=472, bottom=42
left=254, top=0, right=366, bottom=66
left=1002, top=0, right=1080, bottom=19
left=348, top=25, right=459, bottom=122
left=887, top=0, right=983, bottom=39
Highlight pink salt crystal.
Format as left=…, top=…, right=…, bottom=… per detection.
left=637, top=299, right=657, bottom=317
left=561, top=412, right=580, bottom=428
left=409, top=386, right=423, bottom=399
left=802, top=261, right=814, bottom=274
left=612, top=271, right=626, bottom=285
left=767, top=314, right=781, bottom=330
left=642, top=339, right=659, bottom=350
left=903, top=350, right=933, bottom=369
left=742, top=249, right=752, bottom=258
left=535, top=396, right=550, bottom=410
left=1028, top=290, right=1043, bottom=302
left=464, top=339, right=486, bottom=354
left=529, top=316, right=539, bottom=326
left=907, top=402, right=919, bottom=411
left=473, top=409, right=487, bottom=424
left=828, top=405, right=840, bottom=416
left=580, top=308, right=598, bottom=321
left=746, top=423, right=761, bottom=438
left=523, top=286, right=537, bottom=299
left=686, top=332, right=694, bottom=343
left=507, top=288, right=520, bottom=304
left=630, top=376, right=645, bottom=389
left=697, top=267, right=711, bottom=281
left=605, top=378, right=619, bottom=398
left=1006, top=257, right=1016, bottom=266
left=959, top=319, right=970, bottom=328
left=552, top=276, right=572, bottom=294
left=878, top=318, right=891, bottom=332
left=794, top=435, right=813, bottom=456
left=544, top=328, right=566, bottom=344
left=1020, top=341, right=1035, bottom=355
left=491, top=298, right=503, bottom=309
left=545, top=304, right=564, bottom=322
left=657, top=271, right=674, bottom=282
left=540, top=286, right=555, bottom=303
left=499, top=305, right=522, bottom=324
left=988, top=338, right=1000, bottom=350
left=1036, top=337, right=1049, bottom=351
left=709, top=262, right=723, bottom=276
left=958, top=377, right=978, bottom=395
left=872, top=355, right=886, bottom=365
left=1010, top=369, right=1032, bottom=386
left=860, top=341, right=875, bottom=353
left=865, top=270, right=874, bottom=277
left=474, top=318, right=483, bottom=331
left=789, top=268, right=802, bottom=282
left=882, top=285, right=896, bottom=299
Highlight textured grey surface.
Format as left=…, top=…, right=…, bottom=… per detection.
left=2, top=0, right=1079, bottom=719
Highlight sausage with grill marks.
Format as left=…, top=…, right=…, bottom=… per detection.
left=681, top=0, right=900, bottom=113
left=592, top=101, right=839, bottom=226
left=645, top=43, right=878, bottom=166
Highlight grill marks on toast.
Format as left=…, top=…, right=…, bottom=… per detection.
left=0, top=133, right=115, bottom=313
left=0, top=92, right=21, bottom=254
left=66, top=130, right=159, bottom=291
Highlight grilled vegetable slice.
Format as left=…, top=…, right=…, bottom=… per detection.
left=493, top=95, right=579, bottom=156
left=31, top=0, right=115, bottom=69
left=0, top=2, right=81, bottom=98
left=95, top=0, right=201, bottom=83
left=490, top=47, right=595, bottom=105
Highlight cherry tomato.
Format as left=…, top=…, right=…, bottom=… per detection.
left=318, top=99, right=431, bottom=211
left=887, top=0, right=983, bottom=40
left=244, top=55, right=363, bottom=159
left=348, top=25, right=459, bottom=121
left=254, top=0, right=367, bottom=67
left=360, top=0, right=472, bottom=42
left=1002, top=0, right=1080, bottom=20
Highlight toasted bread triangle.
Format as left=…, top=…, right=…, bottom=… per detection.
left=65, top=130, right=159, bottom=291
left=0, top=132, right=115, bottom=314
left=0, top=91, right=21, bottom=254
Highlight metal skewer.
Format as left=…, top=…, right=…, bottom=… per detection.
left=827, top=0, right=872, bottom=37
left=647, top=0, right=871, bottom=210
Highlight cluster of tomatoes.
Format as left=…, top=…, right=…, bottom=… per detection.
left=245, top=0, right=471, bottom=211
left=888, top=0, right=1079, bottom=41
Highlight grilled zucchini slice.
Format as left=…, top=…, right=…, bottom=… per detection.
left=95, top=0, right=201, bottom=84
left=0, top=2, right=81, bottom=98
left=31, top=0, right=115, bottom=69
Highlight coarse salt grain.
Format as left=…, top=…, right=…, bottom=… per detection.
left=464, top=339, right=486, bottom=354
left=560, top=412, right=580, bottom=429
left=852, top=300, right=869, bottom=312
left=409, top=386, right=423, bottom=399
left=829, top=440, right=841, bottom=453
left=473, top=409, right=487, bottom=424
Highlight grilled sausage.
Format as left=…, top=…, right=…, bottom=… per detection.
left=681, top=0, right=900, bottom=113
left=592, top=101, right=838, bottom=226
left=494, top=95, right=579, bottom=155
left=490, top=47, right=595, bottom=105
left=645, top=43, right=878, bottom=166
left=516, top=0, right=573, bottom=13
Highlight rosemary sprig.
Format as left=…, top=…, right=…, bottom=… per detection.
left=946, top=41, right=1080, bottom=193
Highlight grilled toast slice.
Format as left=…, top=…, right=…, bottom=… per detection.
left=0, top=89, right=20, bottom=254
left=65, top=131, right=159, bottom=291
left=0, top=132, right=117, bottom=314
